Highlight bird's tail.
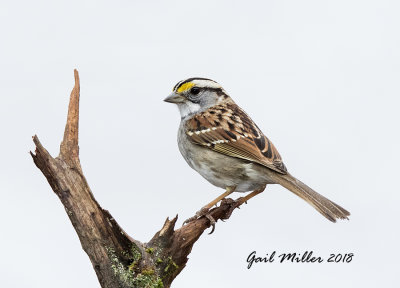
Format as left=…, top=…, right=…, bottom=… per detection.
left=271, top=172, right=350, bottom=222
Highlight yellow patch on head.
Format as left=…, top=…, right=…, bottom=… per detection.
left=176, top=82, right=195, bottom=93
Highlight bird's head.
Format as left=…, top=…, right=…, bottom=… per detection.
left=164, top=78, right=230, bottom=118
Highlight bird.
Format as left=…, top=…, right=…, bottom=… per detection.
left=164, top=77, right=350, bottom=227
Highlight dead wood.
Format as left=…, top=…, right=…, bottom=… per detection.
left=31, top=70, right=245, bottom=288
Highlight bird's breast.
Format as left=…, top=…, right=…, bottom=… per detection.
left=177, top=122, right=274, bottom=192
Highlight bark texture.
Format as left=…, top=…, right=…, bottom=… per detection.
left=31, top=70, right=245, bottom=288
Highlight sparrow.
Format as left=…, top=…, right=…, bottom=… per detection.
left=164, top=77, right=350, bottom=226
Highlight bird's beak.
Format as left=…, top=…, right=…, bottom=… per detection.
left=164, top=93, right=186, bottom=104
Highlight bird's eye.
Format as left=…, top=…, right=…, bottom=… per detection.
left=190, top=87, right=200, bottom=95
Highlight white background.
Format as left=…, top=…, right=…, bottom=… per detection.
left=1, top=0, right=399, bottom=287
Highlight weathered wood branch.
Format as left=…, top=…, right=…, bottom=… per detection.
left=30, top=70, right=245, bottom=288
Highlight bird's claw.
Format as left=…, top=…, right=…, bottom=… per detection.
left=182, top=215, right=198, bottom=226
left=182, top=207, right=217, bottom=234
left=182, top=207, right=209, bottom=225
left=206, top=214, right=216, bottom=234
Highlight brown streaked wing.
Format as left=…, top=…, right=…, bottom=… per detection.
left=185, top=103, right=287, bottom=174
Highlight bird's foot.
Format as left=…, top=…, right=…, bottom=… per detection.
left=205, top=214, right=216, bottom=234
left=183, top=207, right=217, bottom=234
left=182, top=206, right=211, bottom=224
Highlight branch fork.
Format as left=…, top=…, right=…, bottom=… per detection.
left=31, top=70, right=246, bottom=288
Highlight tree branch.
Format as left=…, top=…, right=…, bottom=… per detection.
left=59, top=69, right=81, bottom=171
left=31, top=70, right=244, bottom=288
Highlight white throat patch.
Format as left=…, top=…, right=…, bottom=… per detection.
left=177, top=102, right=201, bottom=119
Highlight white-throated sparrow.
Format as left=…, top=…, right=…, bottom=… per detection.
left=165, top=78, right=350, bottom=225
